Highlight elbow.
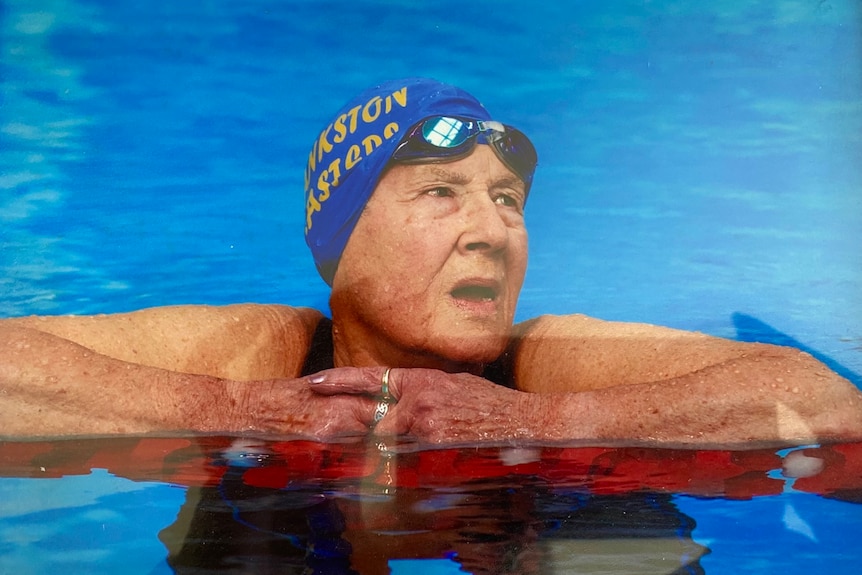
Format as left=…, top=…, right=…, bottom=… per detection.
left=750, top=343, right=858, bottom=391
left=747, top=344, right=862, bottom=442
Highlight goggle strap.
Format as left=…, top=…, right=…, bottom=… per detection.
left=476, top=120, right=506, bottom=133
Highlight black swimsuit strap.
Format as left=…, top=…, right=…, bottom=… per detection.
left=299, top=317, right=515, bottom=388
left=300, top=317, right=336, bottom=375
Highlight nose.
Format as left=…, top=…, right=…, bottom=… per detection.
left=457, top=192, right=509, bottom=256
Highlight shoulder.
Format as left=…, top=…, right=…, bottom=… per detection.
left=118, top=303, right=327, bottom=379
left=509, top=313, right=743, bottom=393
left=134, top=303, right=324, bottom=335
left=8, top=303, right=324, bottom=345
left=4, top=304, right=326, bottom=380
left=513, top=313, right=710, bottom=339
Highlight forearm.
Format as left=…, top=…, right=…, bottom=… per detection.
left=527, top=346, right=862, bottom=447
left=0, top=326, right=234, bottom=436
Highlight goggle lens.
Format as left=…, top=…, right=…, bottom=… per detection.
left=421, top=117, right=472, bottom=148
left=393, top=116, right=537, bottom=189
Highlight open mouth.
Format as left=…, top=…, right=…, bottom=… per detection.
left=451, top=284, right=498, bottom=302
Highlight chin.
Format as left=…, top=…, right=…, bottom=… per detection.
left=428, top=330, right=509, bottom=367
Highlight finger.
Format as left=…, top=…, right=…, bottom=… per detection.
left=371, top=403, right=411, bottom=437
left=368, top=399, right=392, bottom=429
left=306, top=367, right=381, bottom=395
left=308, top=366, right=398, bottom=398
left=380, top=367, right=404, bottom=402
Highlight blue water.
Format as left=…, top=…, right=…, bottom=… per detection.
left=2, top=0, right=862, bottom=572
left=3, top=0, right=861, bottom=376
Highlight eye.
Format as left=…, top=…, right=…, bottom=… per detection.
left=493, top=192, right=524, bottom=211
left=426, top=186, right=455, bottom=198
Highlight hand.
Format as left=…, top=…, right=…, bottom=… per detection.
left=308, top=367, right=544, bottom=445
left=223, top=373, right=380, bottom=439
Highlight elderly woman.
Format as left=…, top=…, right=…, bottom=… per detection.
left=2, top=78, right=861, bottom=445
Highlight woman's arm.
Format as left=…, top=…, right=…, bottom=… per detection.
left=507, top=314, right=862, bottom=444
left=0, top=304, right=379, bottom=438
left=1, top=304, right=322, bottom=380
left=0, top=324, right=374, bottom=438
left=522, top=349, right=862, bottom=446
left=308, top=345, right=862, bottom=448
left=511, top=314, right=792, bottom=392
left=1, top=325, right=230, bottom=435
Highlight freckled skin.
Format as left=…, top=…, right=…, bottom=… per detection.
left=330, top=145, right=528, bottom=373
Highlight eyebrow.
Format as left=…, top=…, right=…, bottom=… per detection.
left=424, top=165, right=525, bottom=191
left=425, top=165, right=471, bottom=186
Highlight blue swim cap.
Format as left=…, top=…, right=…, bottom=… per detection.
left=304, top=78, right=493, bottom=285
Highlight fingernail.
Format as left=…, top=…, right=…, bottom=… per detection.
left=309, top=374, right=326, bottom=384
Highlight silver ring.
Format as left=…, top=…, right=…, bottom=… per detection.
left=381, top=367, right=392, bottom=401
left=373, top=400, right=389, bottom=424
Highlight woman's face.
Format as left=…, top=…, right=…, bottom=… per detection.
left=330, top=145, right=529, bottom=369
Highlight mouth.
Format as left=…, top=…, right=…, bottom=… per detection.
left=450, top=281, right=500, bottom=303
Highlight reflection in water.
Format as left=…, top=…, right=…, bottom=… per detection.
left=4, top=437, right=862, bottom=573
left=159, top=440, right=707, bottom=574
left=162, top=483, right=707, bottom=574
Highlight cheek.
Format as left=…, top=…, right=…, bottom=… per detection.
left=389, top=219, right=450, bottom=274
left=345, top=212, right=403, bottom=271
left=345, top=225, right=437, bottom=303
left=509, top=231, right=529, bottom=279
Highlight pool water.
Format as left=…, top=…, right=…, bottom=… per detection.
left=2, top=437, right=862, bottom=574
left=2, top=0, right=862, bottom=572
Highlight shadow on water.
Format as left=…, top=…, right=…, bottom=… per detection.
left=732, top=313, right=862, bottom=387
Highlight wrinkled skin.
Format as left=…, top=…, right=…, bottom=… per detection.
left=227, top=374, right=381, bottom=439
left=329, top=145, right=528, bottom=372
left=303, top=366, right=541, bottom=445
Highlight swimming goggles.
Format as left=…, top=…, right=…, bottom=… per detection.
left=391, top=116, right=537, bottom=189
